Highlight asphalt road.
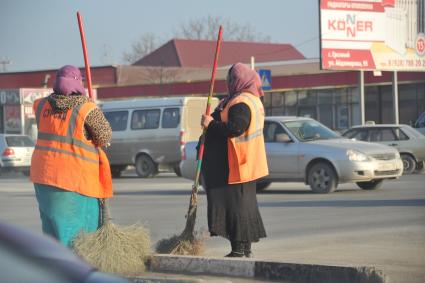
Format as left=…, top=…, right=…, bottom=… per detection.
left=1, top=171, right=424, bottom=283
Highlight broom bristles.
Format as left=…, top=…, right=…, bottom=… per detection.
left=155, top=231, right=205, bottom=255
left=73, top=222, right=151, bottom=276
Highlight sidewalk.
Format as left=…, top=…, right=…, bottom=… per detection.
left=126, top=254, right=387, bottom=283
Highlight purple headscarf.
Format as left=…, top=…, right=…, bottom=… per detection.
left=53, top=65, right=86, bottom=96
left=217, top=63, right=264, bottom=111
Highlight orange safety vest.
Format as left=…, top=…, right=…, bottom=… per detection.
left=220, top=92, right=269, bottom=184
left=30, top=98, right=113, bottom=198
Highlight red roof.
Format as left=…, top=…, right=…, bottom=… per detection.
left=133, top=39, right=305, bottom=68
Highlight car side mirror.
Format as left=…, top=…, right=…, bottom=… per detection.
left=276, top=133, right=291, bottom=143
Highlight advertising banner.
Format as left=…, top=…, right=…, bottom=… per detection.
left=4, top=105, right=21, bottom=133
left=320, top=0, right=425, bottom=71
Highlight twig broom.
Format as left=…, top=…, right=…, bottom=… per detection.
left=156, top=25, right=223, bottom=255
left=72, top=12, right=151, bottom=276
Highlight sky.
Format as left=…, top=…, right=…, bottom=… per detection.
left=0, top=0, right=320, bottom=73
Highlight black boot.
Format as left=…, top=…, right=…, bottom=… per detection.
left=225, top=241, right=244, bottom=257
left=243, top=242, right=252, bottom=258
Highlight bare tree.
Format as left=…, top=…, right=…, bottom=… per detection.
left=122, top=15, right=271, bottom=64
left=175, top=15, right=271, bottom=42
left=122, top=33, right=159, bottom=64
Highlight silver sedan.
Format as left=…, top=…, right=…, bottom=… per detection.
left=342, top=123, right=425, bottom=174
left=180, top=117, right=403, bottom=193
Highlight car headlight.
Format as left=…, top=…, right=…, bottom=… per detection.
left=394, top=151, right=401, bottom=159
left=346, top=149, right=370, bottom=161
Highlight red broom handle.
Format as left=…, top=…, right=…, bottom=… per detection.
left=193, top=26, right=223, bottom=188
left=77, top=12, right=94, bottom=99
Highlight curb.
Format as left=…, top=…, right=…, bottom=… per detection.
left=138, top=254, right=388, bottom=283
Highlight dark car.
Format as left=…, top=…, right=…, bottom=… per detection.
left=0, top=221, right=130, bottom=283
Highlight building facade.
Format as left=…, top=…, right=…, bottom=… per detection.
left=0, top=39, right=424, bottom=135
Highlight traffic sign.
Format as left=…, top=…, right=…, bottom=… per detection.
left=258, top=69, right=272, bottom=90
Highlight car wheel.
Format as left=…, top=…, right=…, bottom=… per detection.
left=110, top=166, right=123, bottom=178
left=308, top=162, right=337, bottom=194
left=356, top=180, right=383, bottom=190
left=415, top=161, right=424, bottom=173
left=173, top=164, right=182, bottom=177
left=401, top=154, right=416, bottom=175
left=256, top=181, right=272, bottom=192
left=135, top=154, right=157, bottom=178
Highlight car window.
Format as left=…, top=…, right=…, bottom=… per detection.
left=264, top=122, right=288, bottom=142
left=393, top=128, right=409, bottom=141
left=369, top=128, right=396, bottom=142
left=104, top=111, right=128, bottom=131
left=284, top=120, right=339, bottom=142
left=5, top=136, right=34, bottom=147
left=344, top=129, right=368, bottom=141
left=400, top=125, right=423, bottom=138
left=131, top=109, right=160, bottom=130
left=162, top=108, right=180, bottom=129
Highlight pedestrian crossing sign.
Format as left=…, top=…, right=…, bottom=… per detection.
left=258, top=69, right=272, bottom=90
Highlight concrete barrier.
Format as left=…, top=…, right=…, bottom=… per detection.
left=142, top=254, right=387, bottom=283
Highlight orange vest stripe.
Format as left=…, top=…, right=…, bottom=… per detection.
left=30, top=98, right=113, bottom=198
left=220, top=92, right=269, bottom=184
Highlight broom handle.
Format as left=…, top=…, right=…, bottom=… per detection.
left=100, top=199, right=111, bottom=225
left=193, top=25, right=223, bottom=189
left=77, top=11, right=94, bottom=100
left=77, top=12, right=110, bottom=226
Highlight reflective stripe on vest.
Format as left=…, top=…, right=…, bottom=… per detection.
left=30, top=98, right=112, bottom=198
left=34, top=99, right=99, bottom=163
left=220, top=92, right=269, bottom=184
left=234, top=93, right=262, bottom=143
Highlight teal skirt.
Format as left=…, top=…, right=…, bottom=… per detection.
left=34, top=183, right=100, bottom=247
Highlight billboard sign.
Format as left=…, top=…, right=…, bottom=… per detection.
left=320, top=0, right=425, bottom=71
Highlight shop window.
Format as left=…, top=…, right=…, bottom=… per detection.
left=335, top=88, right=348, bottom=104
left=317, top=89, right=334, bottom=129
left=298, top=90, right=316, bottom=105
left=399, top=84, right=419, bottom=125
left=270, top=93, right=284, bottom=116
left=365, top=86, right=380, bottom=123
left=380, top=85, right=393, bottom=124
left=263, top=93, right=272, bottom=108
left=336, top=105, right=349, bottom=129
left=298, top=90, right=317, bottom=119
left=319, top=105, right=333, bottom=129
left=284, top=91, right=297, bottom=116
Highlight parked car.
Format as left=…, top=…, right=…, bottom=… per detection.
left=180, top=116, right=403, bottom=193
left=0, top=221, right=130, bottom=283
left=0, top=134, right=34, bottom=176
left=342, top=123, right=425, bottom=174
left=99, top=97, right=218, bottom=178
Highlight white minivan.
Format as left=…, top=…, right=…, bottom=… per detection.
left=99, top=96, right=218, bottom=178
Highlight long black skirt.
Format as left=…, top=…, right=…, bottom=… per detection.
left=206, top=181, right=266, bottom=243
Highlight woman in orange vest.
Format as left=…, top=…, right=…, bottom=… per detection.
left=30, top=65, right=113, bottom=247
left=201, top=63, right=269, bottom=257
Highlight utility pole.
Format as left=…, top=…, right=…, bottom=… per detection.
left=0, top=59, right=11, bottom=72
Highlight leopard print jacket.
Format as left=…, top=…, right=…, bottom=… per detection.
left=47, top=93, right=112, bottom=147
